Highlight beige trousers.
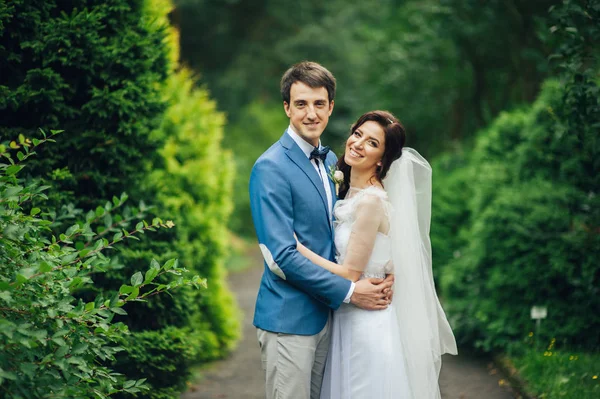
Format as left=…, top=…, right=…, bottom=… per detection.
left=257, top=317, right=331, bottom=399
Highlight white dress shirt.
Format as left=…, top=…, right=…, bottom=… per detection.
left=287, top=126, right=355, bottom=303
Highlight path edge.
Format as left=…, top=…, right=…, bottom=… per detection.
left=493, top=354, right=535, bottom=399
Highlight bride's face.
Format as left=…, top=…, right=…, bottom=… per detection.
left=344, top=120, right=385, bottom=172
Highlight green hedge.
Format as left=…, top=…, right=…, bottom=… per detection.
left=149, top=69, right=239, bottom=360
left=439, top=79, right=599, bottom=351
left=1, top=1, right=239, bottom=397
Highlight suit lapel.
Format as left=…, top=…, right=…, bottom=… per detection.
left=280, top=133, right=330, bottom=220
left=324, top=155, right=337, bottom=242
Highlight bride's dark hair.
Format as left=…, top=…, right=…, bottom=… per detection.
left=337, top=110, right=406, bottom=199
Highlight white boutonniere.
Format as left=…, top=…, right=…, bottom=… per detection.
left=328, top=165, right=344, bottom=196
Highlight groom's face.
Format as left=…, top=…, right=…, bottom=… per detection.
left=284, top=82, right=334, bottom=147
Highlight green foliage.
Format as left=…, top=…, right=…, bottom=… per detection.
left=175, top=0, right=558, bottom=235
left=113, top=326, right=202, bottom=399
left=0, top=0, right=171, bottom=206
left=438, top=0, right=600, bottom=353
left=1, top=1, right=240, bottom=397
left=223, top=100, right=288, bottom=235
left=430, top=150, right=473, bottom=283
left=0, top=134, right=205, bottom=398
left=150, top=69, right=240, bottom=360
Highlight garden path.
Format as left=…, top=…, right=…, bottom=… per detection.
left=182, top=247, right=519, bottom=399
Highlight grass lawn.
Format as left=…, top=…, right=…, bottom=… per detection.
left=503, top=338, right=599, bottom=399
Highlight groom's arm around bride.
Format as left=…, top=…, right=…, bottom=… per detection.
left=250, top=61, right=392, bottom=399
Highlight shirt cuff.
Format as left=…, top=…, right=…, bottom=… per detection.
left=343, top=282, right=356, bottom=303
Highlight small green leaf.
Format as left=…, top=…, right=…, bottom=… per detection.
left=85, top=302, right=95, bottom=312
left=79, top=249, right=91, bottom=258
left=104, top=213, right=113, bottom=228
left=151, top=259, right=160, bottom=270
left=71, top=343, right=89, bottom=355
left=93, top=390, right=107, bottom=399
left=0, top=369, right=17, bottom=381
left=55, top=345, right=69, bottom=357
left=0, top=292, right=12, bottom=304
left=123, top=380, right=136, bottom=389
left=95, top=206, right=105, bottom=217
left=144, top=268, right=158, bottom=284
left=53, top=329, right=69, bottom=338
left=110, top=307, right=127, bottom=315
left=164, top=259, right=178, bottom=271
left=66, top=224, right=79, bottom=236
left=131, top=272, right=143, bottom=287
left=39, top=262, right=52, bottom=273
left=4, top=186, right=23, bottom=197
left=6, top=165, right=24, bottom=176
left=135, top=378, right=147, bottom=387
left=119, top=285, right=134, bottom=295
left=125, top=287, right=140, bottom=301
left=30, top=207, right=41, bottom=216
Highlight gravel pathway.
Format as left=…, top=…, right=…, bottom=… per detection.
left=182, top=251, right=518, bottom=399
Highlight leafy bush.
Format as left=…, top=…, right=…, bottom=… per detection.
left=149, top=69, right=239, bottom=360
left=443, top=177, right=596, bottom=350
left=1, top=1, right=240, bottom=395
left=438, top=1, right=600, bottom=353
left=0, top=133, right=205, bottom=398
left=430, top=150, right=473, bottom=284
left=440, top=80, right=599, bottom=350
left=0, top=0, right=171, bottom=206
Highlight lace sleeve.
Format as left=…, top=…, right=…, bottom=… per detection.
left=343, top=193, right=387, bottom=272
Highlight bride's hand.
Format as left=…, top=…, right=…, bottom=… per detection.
left=350, top=278, right=394, bottom=310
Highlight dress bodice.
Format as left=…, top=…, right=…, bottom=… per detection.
left=333, top=186, right=393, bottom=279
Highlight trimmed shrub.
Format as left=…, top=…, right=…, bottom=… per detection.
left=441, top=78, right=599, bottom=351
left=1, top=0, right=239, bottom=396
left=430, top=150, right=473, bottom=284
left=149, top=69, right=239, bottom=360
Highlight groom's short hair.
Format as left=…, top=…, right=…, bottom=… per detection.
left=280, top=61, right=336, bottom=104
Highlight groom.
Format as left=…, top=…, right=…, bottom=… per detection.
left=249, top=61, right=394, bottom=399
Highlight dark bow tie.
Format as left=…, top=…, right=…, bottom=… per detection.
left=309, top=146, right=330, bottom=162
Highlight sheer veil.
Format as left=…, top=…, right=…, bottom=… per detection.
left=383, top=147, right=458, bottom=398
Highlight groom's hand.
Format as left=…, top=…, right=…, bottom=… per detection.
left=383, top=274, right=394, bottom=303
left=350, top=278, right=394, bottom=310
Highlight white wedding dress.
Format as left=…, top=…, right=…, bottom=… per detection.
left=320, top=186, right=412, bottom=399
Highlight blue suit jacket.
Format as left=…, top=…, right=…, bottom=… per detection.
left=250, top=130, right=352, bottom=335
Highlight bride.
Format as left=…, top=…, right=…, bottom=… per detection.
left=296, top=110, right=458, bottom=398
